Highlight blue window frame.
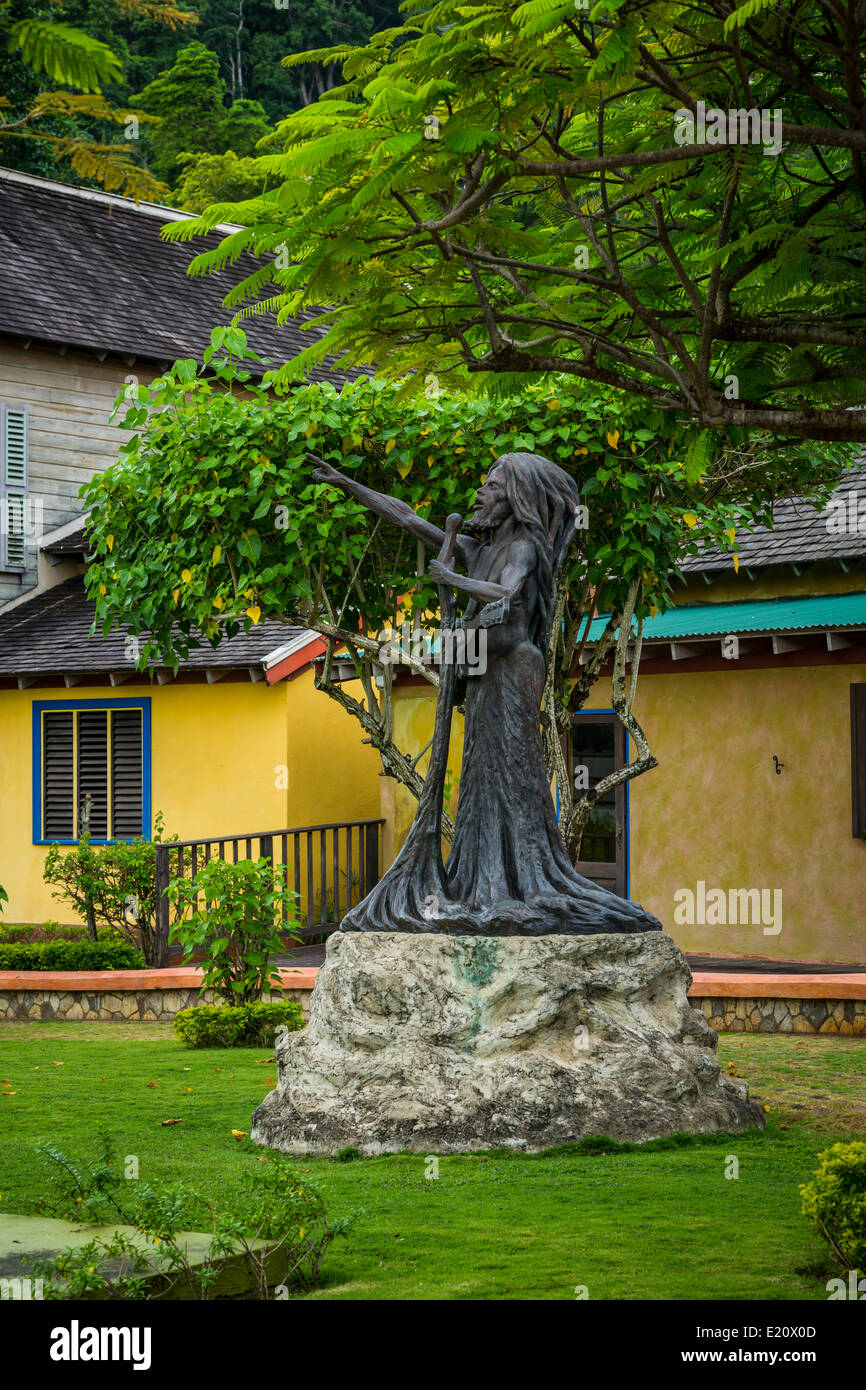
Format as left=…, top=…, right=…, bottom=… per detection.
left=32, top=698, right=152, bottom=845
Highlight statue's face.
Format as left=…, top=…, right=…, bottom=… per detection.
left=471, top=467, right=510, bottom=529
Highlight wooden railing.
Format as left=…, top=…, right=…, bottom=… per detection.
left=153, top=818, right=384, bottom=966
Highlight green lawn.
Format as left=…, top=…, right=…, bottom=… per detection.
left=1, top=1023, right=863, bottom=1300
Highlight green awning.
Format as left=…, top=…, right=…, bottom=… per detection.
left=586, top=591, right=866, bottom=642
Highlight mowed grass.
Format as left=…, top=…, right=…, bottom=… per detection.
left=0, top=1023, right=863, bottom=1300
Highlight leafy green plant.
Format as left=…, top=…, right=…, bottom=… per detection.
left=800, top=1142, right=866, bottom=1274
left=28, top=1133, right=351, bottom=1299
left=168, top=856, right=300, bottom=1003
left=0, top=884, right=7, bottom=915
left=0, top=921, right=110, bottom=944
left=174, top=999, right=305, bottom=1048
left=42, top=812, right=180, bottom=968
left=0, top=941, right=142, bottom=970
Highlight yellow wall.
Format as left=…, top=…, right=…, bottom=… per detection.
left=627, top=661, right=866, bottom=963
left=679, top=558, right=866, bottom=605
left=0, top=670, right=380, bottom=924
left=386, top=661, right=866, bottom=965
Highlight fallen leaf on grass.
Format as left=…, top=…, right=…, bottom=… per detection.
left=146, top=1082, right=158, bottom=1088
left=231, top=1130, right=247, bottom=1141
left=51, top=1061, right=64, bottom=1067
left=256, top=1057, right=276, bottom=1065
left=266, top=1078, right=276, bottom=1085
left=161, top=1118, right=183, bottom=1127
left=2, top=1091, right=16, bottom=1097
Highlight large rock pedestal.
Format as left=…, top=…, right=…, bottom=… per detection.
left=251, top=931, right=764, bottom=1155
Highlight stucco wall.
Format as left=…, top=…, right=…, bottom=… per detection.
left=0, top=669, right=380, bottom=924
left=628, top=661, right=866, bottom=963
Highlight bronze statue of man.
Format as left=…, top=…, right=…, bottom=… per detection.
left=313, top=450, right=661, bottom=935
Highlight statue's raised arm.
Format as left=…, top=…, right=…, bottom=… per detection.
left=310, top=454, right=475, bottom=560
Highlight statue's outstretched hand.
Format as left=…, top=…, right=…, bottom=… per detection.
left=311, top=458, right=343, bottom=485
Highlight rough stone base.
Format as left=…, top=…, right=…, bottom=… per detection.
left=251, top=930, right=764, bottom=1155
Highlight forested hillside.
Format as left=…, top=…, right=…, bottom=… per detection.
left=0, top=0, right=402, bottom=205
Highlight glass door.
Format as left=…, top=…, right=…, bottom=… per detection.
left=569, top=713, right=627, bottom=897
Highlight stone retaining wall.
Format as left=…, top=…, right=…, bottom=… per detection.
left=692, top=995, right=866, bottom=1034
left=0, top=986, right=314, bottom=1023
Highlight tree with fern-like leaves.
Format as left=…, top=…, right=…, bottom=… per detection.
left=165, top=0, right=866, bottom=446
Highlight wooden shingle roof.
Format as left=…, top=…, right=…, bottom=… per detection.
left=0, top=578, right=306, bottom=681
left=682, top=461, right=866, bottom=573
left=0, top=169, right=350, bottom=382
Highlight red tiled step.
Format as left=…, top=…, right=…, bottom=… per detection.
left=0, top=966, right=319, bottom=992
left=688, top=971, right=866, bottom=999
left=1, top=965, right=864, bottom=1000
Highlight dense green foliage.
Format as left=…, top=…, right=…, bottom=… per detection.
left=1, top=0, right=402, bottom=195
left=168, top=855, right=299, bottom=1003
left=83, top=328, right=840, bottom=660
left=0, top=922, right=118, bottom=942
left=173, top=0, right=866, bottom=443
left=134, top=40, right=269, bottom=183
left=800, top=1141, right=866, bottom=1274
left=0, top=939, right=143, bottom=968
left=80, top=326, right=844, bottom=837
left=0, top=0, right=190, bottom=194
left=174, top=998, right=306, bottom=1048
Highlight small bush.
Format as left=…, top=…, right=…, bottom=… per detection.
left=42, top=812, right=180, bottom=967
left=174, top=999, right=306, bottom=1048
left=168, top=856, right=300, bottom=1003
left=0, top=922, right=119, bottom=944
left=800, top=1141, right=866, bottom=1274
left=0, top=941, right=143, bottom=971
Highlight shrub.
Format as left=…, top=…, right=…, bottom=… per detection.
left=29, top=1132, right=351, bottom=1298
left=168, top=856, right=300, bottom=1004
left=174, top=999, right=305, bottom=1048
left=0, top=922, right=119, bottom=944
left=800, top=1141, right=866, bottom=1274
left=42, top=812, right=180, bottom=967
left=0, top=941, right=143, bottom=971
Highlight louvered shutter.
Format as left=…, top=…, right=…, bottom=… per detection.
left=78, top=710, right=108, bottom=839
left=1, top=406, right=28, bottom=571
left=42, top=712, right=75, bottom=839
left=111, top=708, right=143, bottom=837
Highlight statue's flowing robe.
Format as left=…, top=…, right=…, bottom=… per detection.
left=341, top=527, right=661, bottom=936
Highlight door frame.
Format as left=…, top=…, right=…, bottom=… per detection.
left=567, top=708, right=629, bottom=898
